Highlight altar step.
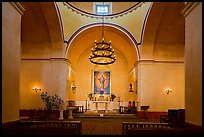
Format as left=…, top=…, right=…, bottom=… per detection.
left=73, top=111, right=138, bottom=119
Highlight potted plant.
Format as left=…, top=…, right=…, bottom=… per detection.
left=40, top=92, right=64, bottom=110
left=87, top=93, right=94, bottom=101
left=110, top=93, right=116, bottom=101
left=40, top=92, right=64, bottom=120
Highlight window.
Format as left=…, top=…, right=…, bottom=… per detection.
left=94, top=2, right=112, bottom=15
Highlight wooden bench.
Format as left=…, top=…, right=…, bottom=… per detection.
left=2, top=120, right=82, bottom=135
left=122, top=122, right=202, bottom=135
left=122, top=122, right=174, bottom=135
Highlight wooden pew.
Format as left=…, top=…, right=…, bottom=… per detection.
left=122, top=122, right=202, bottom=135
left=2, top=120, right=82, bottom=135
left=122, top=122, right=174, bottom=135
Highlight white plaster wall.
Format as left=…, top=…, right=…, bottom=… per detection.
left=185, top=3, right=202, bottom=126
left=2, top=2, right=22, bottom=123
left=138, top=62, right=185, bottom=112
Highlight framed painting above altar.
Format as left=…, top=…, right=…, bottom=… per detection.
left=93, top=70, right=110, bottom=94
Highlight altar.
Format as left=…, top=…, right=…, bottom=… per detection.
left=92, top=101, right=110, bottom=113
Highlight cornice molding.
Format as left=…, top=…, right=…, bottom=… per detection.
left=137, top=59, right=184, bottom=64
left=129, top=67, right=135, bottom=75
left=181, top=2, right=200, bottom=17
left=10, top=2, right=25, bottom=15
left=21, top=58, right=68, bottom=63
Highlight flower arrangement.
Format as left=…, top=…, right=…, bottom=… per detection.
left=110, top=93, right=116, bottom=101
left=87, top=92, right=94, bottom=101
left=40, top=92, right=64, bottom=110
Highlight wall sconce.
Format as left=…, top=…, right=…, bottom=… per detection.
left=71, top=81, right=76, bottom=93
left=71, top=82, right=76, bottom=93
left=165, top=89, right=172, bottom=94
left=33, top=87, right=41, bottom=92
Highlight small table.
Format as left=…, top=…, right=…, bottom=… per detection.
left=67, top=107, right=76, bottom=119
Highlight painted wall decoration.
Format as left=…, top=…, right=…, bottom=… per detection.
left=93, top=70, right=110, bottom=94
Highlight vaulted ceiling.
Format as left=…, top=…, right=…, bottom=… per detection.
left=20, top=2, right=185, bottom=70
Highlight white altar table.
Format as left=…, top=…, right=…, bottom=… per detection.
left=92, top=101, right=110, bottom=113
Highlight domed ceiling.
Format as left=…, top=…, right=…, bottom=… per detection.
left=64, top=2, right=145, bottom=19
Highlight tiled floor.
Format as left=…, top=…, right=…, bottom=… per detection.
left=69, top=117, right=134, bottom=135
left=67, top=111, right=160, bottom=135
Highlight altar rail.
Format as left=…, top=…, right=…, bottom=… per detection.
left=2, top=120, right=82, bottom=135
left=122, top=122, right=202, bottom=135
left=19, top=107, right=84, bottom=120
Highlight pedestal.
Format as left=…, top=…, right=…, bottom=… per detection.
left=59, top=110, right=64, bottom=120
left=67, top=107, right=76, bottom=119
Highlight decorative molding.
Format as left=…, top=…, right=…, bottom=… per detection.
left=21, top=58, right=50, bottom=61
left=63, top=2, right=145, bottom=19
left=138, top=59, right=184, bottom=64
left=129, top=67, right=135, bottom=75
left=10, top=2, right=25, bottom=15
left=69, top=65, right=76, bottom=74
left=65, top=22, right=140, bottom=59
left=67, top=59, right=71, bottom=65
left=137, top=59, right=154, bottom=64
left=154, top=60, right=184, bottom=63
left=54, top=2, right=65, bottom=43
left=50, top=58, right=68, bottom=62
left=181, top=2, right=200, bottom=17
left=139, top=2, right=153, bottom=45
left=21, top=58, right=68, bottom=63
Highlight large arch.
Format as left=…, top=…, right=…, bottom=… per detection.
left=141, top=2, right=185, bottom=60
left=20, top=2, right=67, bottom=109
left=21, top=2, right=64, bottom=58
left=66, top=23, right=140, bottom=71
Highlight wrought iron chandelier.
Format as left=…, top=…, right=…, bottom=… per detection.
left=89, top=6, right=116, bottom=65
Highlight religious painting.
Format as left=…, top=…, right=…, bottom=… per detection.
left=93, top=70, right=110, bottom=94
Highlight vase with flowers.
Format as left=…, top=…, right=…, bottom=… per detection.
left=87, top=92, right=94, bottom=101
left=110, top=93, right=116, bottom=101
left=40, top=92, right=64, bottom=120
left=40, top=92, right=64, bottom=110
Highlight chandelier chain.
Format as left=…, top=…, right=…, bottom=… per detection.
left=89, top=2, right=116, bottom=65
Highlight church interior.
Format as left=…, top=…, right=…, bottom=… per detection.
left=2, top=2, right=202, bottom=135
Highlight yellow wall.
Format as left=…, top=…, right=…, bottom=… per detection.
left=2, top=2, right=22, bottom=123
left=184, top=2, right=202, bottom=126
left=67, top=65, right=76, bottom=101
left=75, top=47, right=129, bottom=101
left=138, top=61, right=185, bottom=111
left=128, top=68, right=137, bottom=101
left=20, top=60, right=67, bottom=109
